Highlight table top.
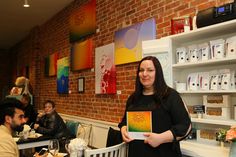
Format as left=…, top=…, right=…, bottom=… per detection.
left=16, top=135, right=53, bottom=144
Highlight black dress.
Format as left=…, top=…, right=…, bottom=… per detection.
left=118, top=89, right=191, bottom=157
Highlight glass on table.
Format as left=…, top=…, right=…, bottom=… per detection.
left=48, top=139, right=60, bottom=156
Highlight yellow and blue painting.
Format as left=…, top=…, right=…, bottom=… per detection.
left=115, top=18, right=156, bottom=65
left=57, top=57, right=69, bottom=94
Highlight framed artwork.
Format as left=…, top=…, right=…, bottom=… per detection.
left=69, top=0, right=96, bottom=42
left=78, top=77, right=85, bottom=93
left=95, top=43, right=116, bottom=94
left=57, top=57, right=69, bottom=94
left=71, top=39, right=93, bottom=71
left=114, top=18, right=156, bottom=65
left=45, top=52, right=58, bottom=76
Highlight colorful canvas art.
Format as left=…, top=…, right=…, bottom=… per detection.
left=127, top=111, right=152, bottom=140
left=69, top=0, right=96, bottom=43
left=95, top=43, right=116, bottom=94
left=57, top=57, right=69, bottom=94
left=45, top=52, right=58, bottom=76
left=114, top=18, right=156, bottom=65
left=71, top=39, right=93, bottom=71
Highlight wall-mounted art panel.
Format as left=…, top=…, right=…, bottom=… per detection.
left=71, top=39, right=93, bottom=71
left=114, top=18, right=156, bottom=65
left=45, top=52, right=58, bottom=76
left=57, top=57, right=69, bottom=94
left=69, top=0, right=96, bottom=43
left=95, top=43, right=116, bottom=94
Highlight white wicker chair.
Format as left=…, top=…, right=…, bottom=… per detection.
left=84, top=142, right=127, bottom=157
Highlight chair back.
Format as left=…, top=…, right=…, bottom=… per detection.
left=84, top=142, right=127, bottom=157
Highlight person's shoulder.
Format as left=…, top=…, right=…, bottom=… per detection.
left=168, top=88, right=179, bottom=95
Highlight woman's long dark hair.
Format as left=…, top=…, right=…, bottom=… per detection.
left=132, top=56, right=170, bottom=103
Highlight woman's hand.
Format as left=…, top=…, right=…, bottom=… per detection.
left=143, top=133, right=163, bottom=147
left=144, top=130, right=174, bottom=148
left=121, top=126, right=133, bottom=143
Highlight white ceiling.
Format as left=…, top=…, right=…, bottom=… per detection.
left=0, top=0, right=74, bottom=51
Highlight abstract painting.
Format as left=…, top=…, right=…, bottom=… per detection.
left=71, top=39, right=93, bottom=71
left=45, top=52, right=58, bottom=76
left=57, top=57, right=69, bottom=94
left=95, top=43, right=116, bottom=94
left=114, top=18, right=156, bottom=65
left=69, top=0, right=96, bottom=43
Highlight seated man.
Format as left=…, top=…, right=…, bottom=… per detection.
left=20, top=93, right=37, bottom=126
left=0, top=98, right=26, bottom=157
left=33, top=100, right=71, bottom=139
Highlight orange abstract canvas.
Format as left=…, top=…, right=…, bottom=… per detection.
left=127, top=111, right=152, bottom=140
left=69, top=0, right=96, bottom=42
left=45, top=52, right=58, bottom=76
left=71, top=39, right=93, bottom=71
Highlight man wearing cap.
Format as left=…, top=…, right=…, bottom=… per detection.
left=0, top=98, right=26, bottom=157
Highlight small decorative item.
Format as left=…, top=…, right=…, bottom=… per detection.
left=65, top=138, right=88, bottom=157
left=226, top=127, right=236, bottom=157
left=216, top=129, right=226, bottom=147
left=171, top=16, right=192, bottom=34
left=78, top=77, right=85, bottom=93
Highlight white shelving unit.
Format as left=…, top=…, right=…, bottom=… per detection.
left=143, top=19, right=236, bottom=157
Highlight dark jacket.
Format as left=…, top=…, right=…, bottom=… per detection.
left=36, top=110, right=71, bottom=139
left=24, top=104, right=37, bottom=126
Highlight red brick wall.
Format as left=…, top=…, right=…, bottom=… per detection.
left=6, top=0, right=232, bottom=123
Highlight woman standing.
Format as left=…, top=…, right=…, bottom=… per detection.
left=118, top=56, right=191, bottom=157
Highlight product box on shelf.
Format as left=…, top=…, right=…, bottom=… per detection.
left=226, top=36, right=236, bottom=57
left=203, top=95, right=231, bottom=120
left=203, top=95, right=231, bottom=108
left=204, top=106, right=231, bottom=120
left=171, top=16, right=192, bottom=35
left=196, top=129, right=218, bottom=144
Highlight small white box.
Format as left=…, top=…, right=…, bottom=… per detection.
left=187, top=73, right=199, bottom=91
left=176, top=83, right=186, bottom=92
left=199, top=72, right=209, bottom=90
left=176, top=47, right=187, bottom=63
left=198, top=43, right=210, bottom=61
left=189, top=45, right=199, bottom=62
left=210, top=39, right=225, bottom=59
left=226, top=36, right=236, bottom=57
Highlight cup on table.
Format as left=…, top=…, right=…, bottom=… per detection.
left=30, top=129, right=36, bottom=137
left=22, top=130, right=29, bottom=139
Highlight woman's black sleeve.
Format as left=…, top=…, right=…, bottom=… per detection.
left=167, top=90, right=191, bottom=139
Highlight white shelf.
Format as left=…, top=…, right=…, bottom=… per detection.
left=143, top=19, right=236, bottom=157
left=181, top=140, right=229, bottom=157
left=191, top=118, right=236, bottom=126
left=178, top=90, right=236, bottom=94
left=170, top=19, right=236, bottom=43
left=172, top=57, right=236, bottom=69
